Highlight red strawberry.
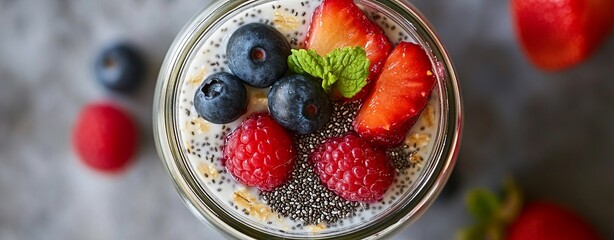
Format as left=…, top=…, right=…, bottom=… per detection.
left=72, top=103, right=138, bottom=173
left=508, top=201, right=603, bottom=240
left=459, top=179, right=603, bottom=240
left=354, top=42, right=436, bottom=147
left=305, top=0, right=392, bottom=100
left=310, top=133, right=394, bottom=203
left=512, top=0, right=614, bottom=71
left=223, top=113, right=296, bottom=191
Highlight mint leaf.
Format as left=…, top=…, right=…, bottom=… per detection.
left=466, top=189, right=501, bottom=223
left=288, top=49, right=329, bottom=79
left=321, top=72, right=338, bottom=92
left=325, top=47, right=370, bottom=98
left=287, top=46, right=370, bottom=98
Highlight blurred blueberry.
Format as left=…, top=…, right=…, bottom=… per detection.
left=94, top=42, right=145, bottom=92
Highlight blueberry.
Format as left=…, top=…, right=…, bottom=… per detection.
left=194, top=72, right=247, bottom=124
left=268, top=75, right=332, bottom=134
left=94, top=42, right=145, bottom=92
left=227, top=23, right=291, bottom=88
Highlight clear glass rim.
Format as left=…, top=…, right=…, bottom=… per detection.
left=153, top=0, right=463, bottom=239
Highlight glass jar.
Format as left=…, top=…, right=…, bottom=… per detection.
left=154, top=0, right=462, bottom=239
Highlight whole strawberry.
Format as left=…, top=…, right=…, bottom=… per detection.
left=508, top=201, right=603, bottom=240
left=72, top=103, right=138, bottom=173
left=512, top=0, right=614, bottom=70
left=458, top=179, right=603, bottom=240
left=310, top=133, right=394, bottom=202
left=223, top=113, right=295, bottom=191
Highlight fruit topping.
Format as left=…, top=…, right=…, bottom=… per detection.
left=354, top=42, right=436, bottom=147
left=268, top=75, right=332, bottom=134
left=223, top=113, right=296, bottom=191
left=310, top=133, right=394, bottom=202
left=305, top=0, right=392, bottom=100
left=94, top=42, right=145, bottom=92
left=72, top=103, right=138, bottom=173
left=227, top=23, right=291, bottom=88
left=288, top=47, right=369, bottom=99
left=512, top=0, right=614, bottom=71
left=194, top=72, right=247, bottom=124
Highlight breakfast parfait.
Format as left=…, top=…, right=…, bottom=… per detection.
left=156, top=0, right=460, bottom=238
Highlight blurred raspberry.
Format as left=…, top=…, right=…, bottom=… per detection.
left=72, top=103, right=138, bottom=173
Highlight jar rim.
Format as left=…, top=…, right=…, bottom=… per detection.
left=153, top=0, right=462, bottom=239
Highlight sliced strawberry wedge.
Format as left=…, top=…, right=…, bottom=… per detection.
left=354, top=42, right=436, bottom=147
left=512, top=0, right=614, bottom=71
left=306, top=0, right=392, bottom=100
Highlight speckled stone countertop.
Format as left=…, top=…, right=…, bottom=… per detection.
left=1, top=0, right=613, bottom=239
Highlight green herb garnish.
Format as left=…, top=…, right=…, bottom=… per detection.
left=288, top=46, right=370, bottom=98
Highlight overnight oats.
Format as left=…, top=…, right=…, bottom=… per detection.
left=154, top=0, right=462, bottom=238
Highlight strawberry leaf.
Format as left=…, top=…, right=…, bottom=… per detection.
left=499, top=177, right=523, bottom=223
left=457, top=178, right=524, bottom=240
left=456, top=225, right=485, bottom=240
left=466, top=189, right=501, bottom=223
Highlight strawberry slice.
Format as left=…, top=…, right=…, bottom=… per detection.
left=354, top=42, right=435, bottom=147
left=305, top=0, right=392, bottom=100
left=512, top=0, right=614, bottom=71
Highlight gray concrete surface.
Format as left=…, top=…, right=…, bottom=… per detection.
left=1, top=0, right=613, bottom=239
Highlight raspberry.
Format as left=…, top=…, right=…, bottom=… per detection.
left=223, top=113, right=295, bottom=191
left=72, top=103, right=138, bottom=173
left=310, top=133, right=394, bottom=202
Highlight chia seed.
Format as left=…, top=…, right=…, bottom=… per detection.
left=261, top=102, right=364, bottom=225
left=388, top=145, right=416, bottom=170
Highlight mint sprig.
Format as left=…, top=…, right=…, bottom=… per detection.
left=288, top=46, right=370, bottom=98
